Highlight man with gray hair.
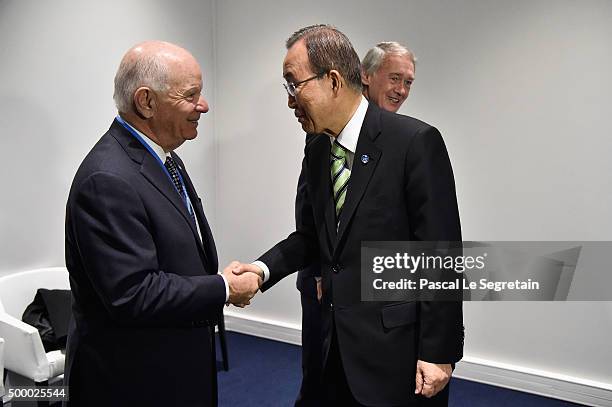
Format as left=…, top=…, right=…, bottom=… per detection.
left=236, top=24, right=463, bottom=406
left=65, top=40, right=260, bottom=406
left=362, top=41, right=416, bottom=113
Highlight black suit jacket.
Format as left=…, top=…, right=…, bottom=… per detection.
left=261, top=104, right=464, bottom=405
left=64, top=119, right=226, bottom=407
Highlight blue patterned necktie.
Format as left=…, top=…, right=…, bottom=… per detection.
left=164, top=156, right=196, bottom=225
left=330, top=141, right=351, bottom=220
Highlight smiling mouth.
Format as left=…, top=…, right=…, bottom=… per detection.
left=387, top=96, right=401, bottom=104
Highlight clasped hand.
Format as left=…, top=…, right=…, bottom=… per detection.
left=222, top=261, right=264, bottom=308
left=415, top=360, right=452, bottom=398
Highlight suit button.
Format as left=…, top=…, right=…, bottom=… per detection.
left=330, top=303, right=333, bottom=309
left=332, top=264, right=341, bottom=273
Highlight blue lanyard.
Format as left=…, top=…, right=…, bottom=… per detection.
left=115, top=116, right=194, bottom=216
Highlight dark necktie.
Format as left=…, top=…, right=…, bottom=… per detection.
left=164, top=156, right=197, bottom=225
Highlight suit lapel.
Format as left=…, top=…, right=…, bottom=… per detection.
left=335, top=106, right=382, bottom=249
left=175, top=155, right=219, bottom=273
left=110, top=121, right=211, bottom=268
left=139, top=154, right=202, bottom=239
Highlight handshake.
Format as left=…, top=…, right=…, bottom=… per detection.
left=221, top=261, right=264, bottom=308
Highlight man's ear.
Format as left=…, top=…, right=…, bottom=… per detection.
left=133, top=87, right=156, bottom=119
left=361, top=68, right=371, bottom=86
left=329, top=69, right=343, bottom=94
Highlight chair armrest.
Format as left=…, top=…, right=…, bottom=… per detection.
left=0, top=313, right=52, bottom=381
left=46, top=350, right=65, bottom=378
left=0, top=337, right=5, bottom=398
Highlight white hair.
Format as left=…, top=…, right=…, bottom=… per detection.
left=361, top=41, right=416, bottom=75
left=113, top=52, right=170, bottom=113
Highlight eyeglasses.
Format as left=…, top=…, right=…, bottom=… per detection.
left=283, top=72, right=325, bottom=97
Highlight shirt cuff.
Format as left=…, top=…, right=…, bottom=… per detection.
left=219, top=273, right=230, bottom=303
left=314, top=276, right=322, bottom=282
left=251, top=260, right=270, bottom=283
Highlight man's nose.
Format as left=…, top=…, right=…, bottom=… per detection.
left=197, top=95, right=209, bottom=113
left=287, top=94, right=297, bottom=109
left=396, top=84, right=408, bottom=98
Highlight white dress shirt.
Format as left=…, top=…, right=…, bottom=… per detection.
left=332, top=95, right=369, bottom=168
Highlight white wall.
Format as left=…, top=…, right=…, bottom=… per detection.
left=213, top=0, right=612, bottom=391
left=1, top=0, right=611, bottom=400
left=0, top=0, right=218, bottom=274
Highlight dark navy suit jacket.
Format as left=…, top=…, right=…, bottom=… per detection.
left=64, top=119, right=225, bottom=406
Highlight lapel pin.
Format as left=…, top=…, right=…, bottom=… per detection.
left=361, top=154, right=370, bottom=165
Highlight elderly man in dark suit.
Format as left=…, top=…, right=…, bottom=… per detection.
left=237, top=25, right=463, bottom=406
left=295, top=40, right=419, bottom=407
left=64, top=40, right=260, bottom=407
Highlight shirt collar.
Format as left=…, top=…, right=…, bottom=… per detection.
left=118, top=115, right=169, bottom=162
left=332, top=95, right=369, bottom=153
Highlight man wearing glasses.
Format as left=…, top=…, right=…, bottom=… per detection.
left=295, top=40, right=418, bottom=407
left=236, top=24, right=463, bottom=406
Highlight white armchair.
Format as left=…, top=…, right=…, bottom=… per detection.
left=0, top=267, right=70, bottom=389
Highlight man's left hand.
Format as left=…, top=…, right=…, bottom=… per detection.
left=415, top=360, right=452, bottom=398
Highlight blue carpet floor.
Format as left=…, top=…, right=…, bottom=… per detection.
left=216, top=332, right=585, bottom=407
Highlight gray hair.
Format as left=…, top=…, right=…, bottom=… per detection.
left=286, top=24, right=362, bottom=92
left=361, top=42, right=416, bottom=76
left=113, top=52, right=170, bottom=113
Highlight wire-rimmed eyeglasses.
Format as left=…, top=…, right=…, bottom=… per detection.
left=283, top=72, right=325, bottom=97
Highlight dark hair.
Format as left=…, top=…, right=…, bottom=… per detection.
left=286, top=24, right=362, bottom=92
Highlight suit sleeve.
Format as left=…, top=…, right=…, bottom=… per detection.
left=69, top=171, right=226, bottom=327
left=404, top=126, right=464, bottom=363
left=260, top=137, right=320, bottom=291
left=295, top=134, right=321, bottom=289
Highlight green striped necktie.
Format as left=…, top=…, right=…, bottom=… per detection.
left=330, top=140, right=351, bottom=219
